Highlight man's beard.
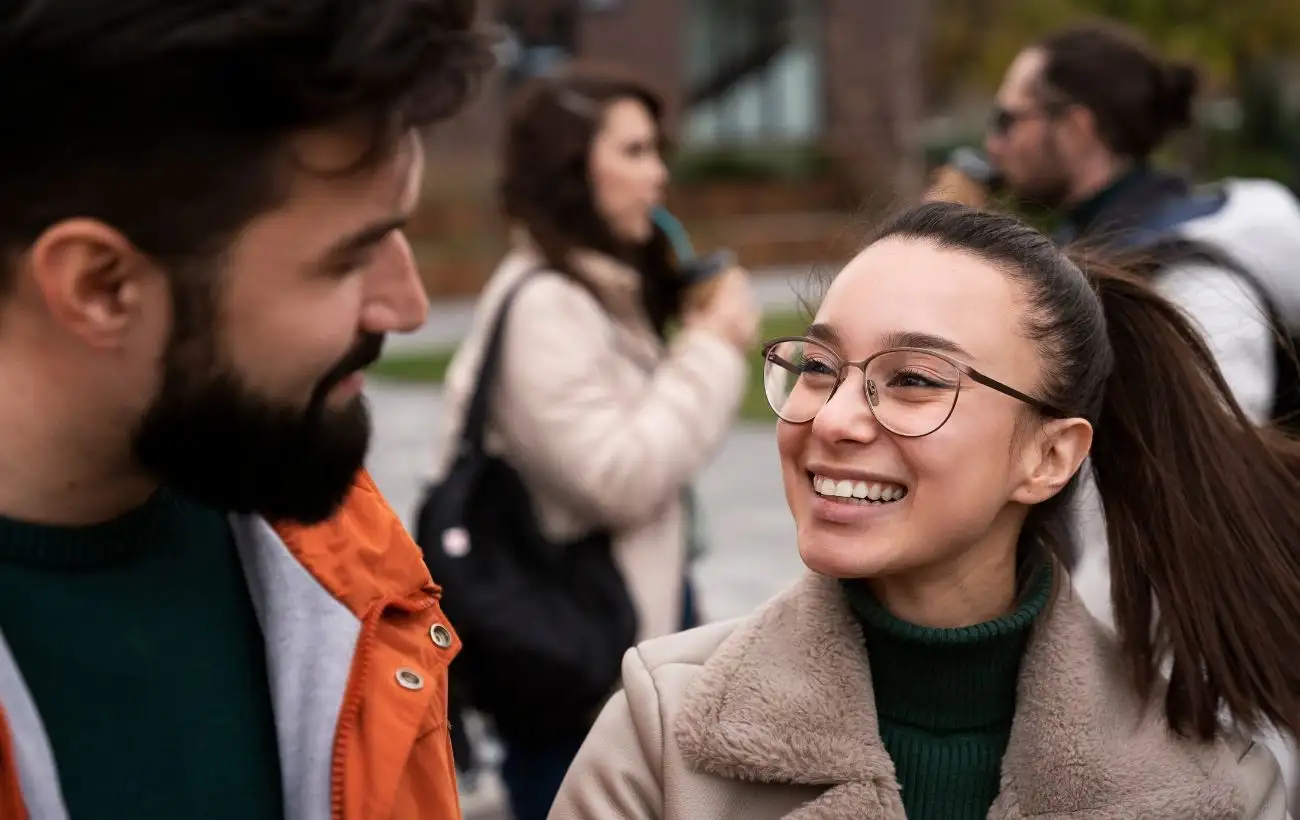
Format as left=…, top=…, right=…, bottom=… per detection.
left=132, top=325, right=386, bottom=525
left=1013, top=170, right=1073, bottom=212
left=1001, top=135, right=1073, bottom=211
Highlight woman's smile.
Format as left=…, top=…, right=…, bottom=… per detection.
left=806, top=470, right=912, bottom=525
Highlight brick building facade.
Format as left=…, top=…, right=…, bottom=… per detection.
left=413, top=0, right=913, bottom=296
left=426, top=0, right=689, bottom=188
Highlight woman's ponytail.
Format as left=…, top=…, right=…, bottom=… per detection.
left=873, top=201, right=1300, bottom=741
left=1084, top=259, right=1300, bottom=740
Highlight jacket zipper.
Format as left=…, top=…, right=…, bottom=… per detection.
left=330, top=593, right=441, bottom=820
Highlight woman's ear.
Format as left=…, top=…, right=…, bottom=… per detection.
left=1010, top=417, right=1092, bottom=505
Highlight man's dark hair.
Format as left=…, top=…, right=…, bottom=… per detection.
left=0, top=0, right=494, bottom=284
left=1036, top=22, right=1198, bottom=161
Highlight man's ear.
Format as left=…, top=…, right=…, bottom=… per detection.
left=1056, top=102, right=1101, bottom=151
left=1010, top=416, right=1092, bottom=506
left=27, top=218, right=152, bottom=349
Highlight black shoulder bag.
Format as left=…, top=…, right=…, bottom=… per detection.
left=414, top=272, right=638, bottom=745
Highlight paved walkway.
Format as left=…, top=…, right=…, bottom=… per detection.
left=364, top=382, right=803, bottom=819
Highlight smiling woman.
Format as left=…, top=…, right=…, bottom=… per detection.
left=547, top=202, right=1300, bottom=820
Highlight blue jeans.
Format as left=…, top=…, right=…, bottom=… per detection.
left=500, top=731, right=588, bottom=820
left=499, top=578, right=699, bottom=820
left=680, top=575, right=700, bottom=630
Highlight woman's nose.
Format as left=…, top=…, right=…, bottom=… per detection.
left=810, top=369, right=882, bottom=445
left=649, top=155, right=669, bottom=190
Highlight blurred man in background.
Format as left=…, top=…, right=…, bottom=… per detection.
left=987, top=22, right=1300, bottom=420
left=0, top=1, right=491, bottom=818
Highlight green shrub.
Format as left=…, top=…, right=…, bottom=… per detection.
left=671, top=145, right=835, bottom=184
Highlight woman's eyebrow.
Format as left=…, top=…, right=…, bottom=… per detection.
left=805, top=322, right=842, bottom=346
left=807, top=323, right=974, bottom=360
left=880, top=329, right=974, bottom=359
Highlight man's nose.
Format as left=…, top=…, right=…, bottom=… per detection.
left=361, top=231, right=429, bottom=335
left=984, top=130, right=1007, bottom=160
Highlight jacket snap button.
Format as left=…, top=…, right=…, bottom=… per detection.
left=395, top=667, right=425, bottom=691
left=430, top=623, right=453, bottom=649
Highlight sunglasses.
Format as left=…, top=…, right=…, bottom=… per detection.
left=988, top=102, right=1063, bottom=137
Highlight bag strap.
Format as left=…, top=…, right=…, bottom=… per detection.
left=1135, top=237, right=1281, bottom=325
left=1137, top=236, right=1300, bottom=423
left=1131, top=188, right=1228, bottom=241
left=459, top=269, right=540, bottom=453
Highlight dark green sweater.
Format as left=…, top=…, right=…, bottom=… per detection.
left=0, top=488, right=284, bottom=819
left=842, top=567, right=1053, bottom=820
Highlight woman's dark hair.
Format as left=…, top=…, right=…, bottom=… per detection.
left=0, top=0, right=492, bottom=287
left=870, top=200, right=1300, bottom=742
left=1036, top=22, right=1199, bottom=161
left=500, top=62, right=682, bottom=336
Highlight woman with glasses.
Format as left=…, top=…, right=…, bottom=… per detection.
left=436, top=63, right=759, bottom=820
left=547, top=201, right=1300, bottom=820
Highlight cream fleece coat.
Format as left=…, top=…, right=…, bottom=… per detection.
left=438, top=242, right=747, bottom=641
left=549, top=570, right=1287, bottom=819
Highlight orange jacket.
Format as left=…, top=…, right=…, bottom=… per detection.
left=0, top=471, right=462, bottom=820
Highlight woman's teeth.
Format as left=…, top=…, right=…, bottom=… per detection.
left=812, top=475, right=908, bottom=504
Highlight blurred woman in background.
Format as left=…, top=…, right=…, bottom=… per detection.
left=437, top=63, right=760, bottom=820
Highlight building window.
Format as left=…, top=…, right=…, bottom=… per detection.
left=683, top=0, right=824, bottom=147
left=497, top=3, right=579, bottom=92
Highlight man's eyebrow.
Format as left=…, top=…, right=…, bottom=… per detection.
left=324, top=215, right=409, bottom=259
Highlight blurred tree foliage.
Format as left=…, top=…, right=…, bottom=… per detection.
left=926, top=0, right=1300, bottom=101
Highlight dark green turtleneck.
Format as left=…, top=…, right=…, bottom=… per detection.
left=841, top=565, right=1053, bottom=820
left=0, top=488, right=284, bottom=819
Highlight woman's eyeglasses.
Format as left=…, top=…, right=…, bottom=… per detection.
left=760, top=336, right=1063, bottom=437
